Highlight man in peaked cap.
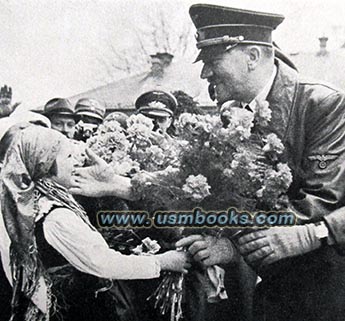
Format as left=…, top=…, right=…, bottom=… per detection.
left=43, top=98, right=77, bottom=139
left=74, top=98, right=106, bottom=141
left=176, top=4, right=345, bottom=321
left=135, top=90, right=177, bottom=137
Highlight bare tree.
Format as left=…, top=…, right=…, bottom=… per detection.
left=97, top=2, right=197, bottom=83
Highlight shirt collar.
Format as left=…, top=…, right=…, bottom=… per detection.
left=246, top=65, right=277, bottom=111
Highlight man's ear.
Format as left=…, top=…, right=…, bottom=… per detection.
left=247, top=46, right=261, bottom=71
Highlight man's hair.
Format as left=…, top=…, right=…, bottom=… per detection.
left=261, top=46, right=274, bottom=59
left=238, top=45, right=274, bottom=59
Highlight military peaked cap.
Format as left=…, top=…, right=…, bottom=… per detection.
left=44, top=98, right=76, bottom=117
left=75, top=98, right=105, bottom=121
left=135, top=90, right=177, bottom=117
left=189, top=4, right=285, bottom=62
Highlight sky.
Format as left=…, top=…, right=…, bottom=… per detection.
left=1, top=0, right=345, bottom=110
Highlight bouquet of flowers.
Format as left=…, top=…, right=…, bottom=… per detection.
left=87, top=114, right=180, bottom=176
left=132, top=100, right=292, bottom=213
left=187, top=101, right=291, bottom=208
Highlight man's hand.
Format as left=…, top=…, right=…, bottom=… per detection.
left=0, top=85, right=20, bottom=118
left=0, top=85, right=12, bottom=106
left=237, top=224, right=322, bottom=268
left=176, top=235, right=235, bottom=267
left=70, top=148, right=134, bottom=200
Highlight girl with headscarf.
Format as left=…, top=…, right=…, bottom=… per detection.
left=0, top=116, right=51, bottom=321
left=0, top=126, right=190, bottom=321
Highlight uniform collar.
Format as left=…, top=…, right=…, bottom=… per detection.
left=244, top=65, right=277, bottom=111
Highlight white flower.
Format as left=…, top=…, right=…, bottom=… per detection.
left=277, top=163, right=293, bottom=185
left=230, top=160, right=239, bottom=169
left=182, top=174, right=211, bottom=202
left=256, top=187, right=265, bottom=198
left=219, top=107, right=254, bottom=140
left=223, top=168, right=234, bottom=178
left=177, top=113, right=220, bottom=135
left=126, top=114, right=154, bottom=139
left=131, top=244, right=144, bottom=255
left=254, top=100, right=272, bottom=126
left=142, top=237, right=161, bottom=254
left=263, top=133, right=285, bottom=154
left=178, top=113, right=199, bottom=127
left=229, top=107, right=254, bottom=129
left=147, top=145, right=165, bottom=166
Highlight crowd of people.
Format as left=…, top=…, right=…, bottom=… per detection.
left=2, top=3, right=345, bottom=321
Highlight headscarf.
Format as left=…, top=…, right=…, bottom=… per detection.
left=0, top=123, right=33, bottom=287
left=0, top=110, right=51, bottom=142
left=1, top=126, right=65, bottom=320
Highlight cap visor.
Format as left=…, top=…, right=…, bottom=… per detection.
left=144, top=111, right=172, bottom=118
left=194, top=46, right=226, bottom=63
left=76, top=111, right=104, bottom=121
left=45, top=111, right=77, bottom=118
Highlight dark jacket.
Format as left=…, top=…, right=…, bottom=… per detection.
left=252, top=59, right=345, bottom=321
left=267, top=60, right=345, bottom=234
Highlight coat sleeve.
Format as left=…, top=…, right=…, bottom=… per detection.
left=289, top=90, right=345, bottom=248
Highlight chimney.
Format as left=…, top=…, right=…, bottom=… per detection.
left=317, top=36, right=329, bottom=57
left=149, top=52, right=174, bottom=78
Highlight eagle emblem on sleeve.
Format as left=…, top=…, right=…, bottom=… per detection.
left=307, top=154, right=338, bottom=169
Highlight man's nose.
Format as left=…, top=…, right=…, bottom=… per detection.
left=201, top=63, right=213, bottom=79
left=62, top=123, right=72, bottom=132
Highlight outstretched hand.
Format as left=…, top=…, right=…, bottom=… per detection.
left=156, top=250, right=192, bottom=274
left=70, top=148, right=134, bottom=200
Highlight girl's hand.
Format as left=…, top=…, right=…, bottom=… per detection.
left=156, top=250, right=191, bottom=274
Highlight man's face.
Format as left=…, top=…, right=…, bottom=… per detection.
left=75, top=115, right=101, bottom=141
left=153, top=115, right=172, bottom=133
left=49, top=114, right=76, bottom=139
left=200, top=48, right=249, bottom=104
left=145, top=114, right=172, bottom=134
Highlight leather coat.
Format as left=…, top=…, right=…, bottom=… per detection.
left=247, top=59, right=345, bottom=321
left=264, top=59, right=345, bottom=249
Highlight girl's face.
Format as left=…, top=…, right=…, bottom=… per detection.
left=50, top=140, right=80, bottom=188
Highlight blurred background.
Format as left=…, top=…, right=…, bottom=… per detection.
left=1, top=0, right=345, bottom=111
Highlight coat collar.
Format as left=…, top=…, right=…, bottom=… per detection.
left=265, top=59, right=299, bottom=141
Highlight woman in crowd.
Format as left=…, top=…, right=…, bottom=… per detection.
left=0, top=125, right=190, bottom=321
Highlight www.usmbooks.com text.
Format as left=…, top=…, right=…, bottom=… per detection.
left=97, top=208, right=296, bottom=229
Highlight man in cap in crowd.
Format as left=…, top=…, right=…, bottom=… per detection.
left=74, top=98, right=106, bottom=142
left=176, top=4, right=345, bottom=321
left=135, top=90, right=177, bottom=137
left=43, top=98, right=77, bottom=139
